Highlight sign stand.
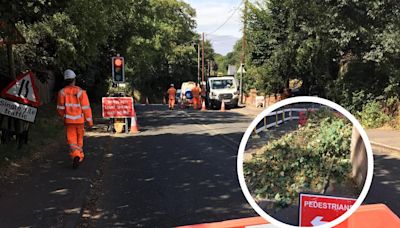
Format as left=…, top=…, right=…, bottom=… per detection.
left=0, top=71, right=40, bottom=147
left=102, top=97, right=135, bottom=134
left=125, top=118, right=129, bottom=134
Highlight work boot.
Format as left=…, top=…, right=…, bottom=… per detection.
left=72, top=156, right=80, bottom=169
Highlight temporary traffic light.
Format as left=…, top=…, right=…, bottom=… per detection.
left=112, top=56, right=125, bottom=83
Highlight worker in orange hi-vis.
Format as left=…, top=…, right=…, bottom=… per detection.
left=192, top=83, right=201, bottom=110
left=167, top=84, right=177, bottom=110
left=57, top=69, right=93, bottom=169
left=200, top=84, right=206, bottom=104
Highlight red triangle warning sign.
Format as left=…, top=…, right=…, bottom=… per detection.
left=1, top=71, right=41, bottom=107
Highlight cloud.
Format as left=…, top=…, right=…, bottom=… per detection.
left=184, top=0, right=243, bottom=55
left=206, top=34, right=240, bottom=55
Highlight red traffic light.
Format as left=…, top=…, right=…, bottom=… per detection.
left=114, top=58, right=123, bottom=67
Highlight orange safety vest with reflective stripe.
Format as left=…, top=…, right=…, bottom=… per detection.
left=167, top=87, right=176, bottom=100
left=192, top=86, right=200, bottom=98
left=57, top=85, right=93, bottom=125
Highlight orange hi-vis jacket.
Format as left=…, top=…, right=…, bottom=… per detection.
left=192, top=86, right=201, bottom=98
left=168, top=87, right=177, bottom=100
left=57, top=85, right=93, bottom=125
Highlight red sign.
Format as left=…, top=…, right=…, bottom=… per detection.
left=102, top=97, right=135, bottom=118
left=299, top=193, right=356, bottom=227
left=1, top=71, right=41, bottom=107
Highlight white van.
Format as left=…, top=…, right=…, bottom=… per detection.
left=206, top=76, right=239, bottom=109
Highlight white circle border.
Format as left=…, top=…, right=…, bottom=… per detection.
left=237, top=96, right=374, bottom=228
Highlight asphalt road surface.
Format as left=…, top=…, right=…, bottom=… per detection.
left=82, top=106, right=257, bottom=227
left=0, top=105, right=257, bottom=227
left=0, top=105, right=398, bottom=228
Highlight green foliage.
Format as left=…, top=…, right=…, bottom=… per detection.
left=246, top=0, right=400, bottom=105
left=217, top=40, right=242, bottom=74
left=244, top=109, right=352, bottom=208
left=0, top=0, right=67, bottom=24
left=2, top=0, right=204, bottom=101
left=357, top=100, right=391, bottom=128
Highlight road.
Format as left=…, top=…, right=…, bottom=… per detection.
left=81, top=106, right=257, bottom=227
left=0, top=105, right=398, bottom=227
left=0, top=105, right=257, bottom=227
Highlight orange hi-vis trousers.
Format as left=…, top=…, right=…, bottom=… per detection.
left=66, top=124, right=85, bottom=162
left=169, top=98, right=175, bottom=109
left=193, top=97, right=200, bottom=109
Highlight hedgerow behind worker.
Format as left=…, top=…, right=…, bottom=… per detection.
left=57, top=69, right=93, bottom=169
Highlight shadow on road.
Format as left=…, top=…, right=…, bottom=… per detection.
left=0, top=104, right=398, bottom=228
left=81, top=131, right=256, bottom=227
left=364, top=153, right=400, bottom=216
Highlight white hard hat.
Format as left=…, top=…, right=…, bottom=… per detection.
left=64, top=69, right=76, bottom=80
left=170, top=83, right=174, bottom=87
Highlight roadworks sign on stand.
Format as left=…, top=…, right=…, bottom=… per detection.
left=0, top=97, right=37, bottom=123
left=299, top=193, right=356, bottom=226
left=1, top=71, right=41, bottom=107
left=102, top=97, right=136, bottom=133
left=0, top=71, right=40, bottom=123
left=102, top=97, right=135, bottom=118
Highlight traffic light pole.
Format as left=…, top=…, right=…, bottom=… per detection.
left=111, top=54, right=129, bottom=133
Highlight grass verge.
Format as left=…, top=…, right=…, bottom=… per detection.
left=0, top=103, right=65, bottom=167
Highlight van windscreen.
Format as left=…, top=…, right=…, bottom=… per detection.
left=211, top=79, right=234, bottom=89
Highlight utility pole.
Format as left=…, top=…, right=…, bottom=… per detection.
left=6, top=44, right=16, bottom=79
left=207, top=59, right=211, bottom=78
left=239, top=0, right=248, bottom=105
left=197, top=40, right=200, bottom=83
left=202, top=32, right=205, bottom=83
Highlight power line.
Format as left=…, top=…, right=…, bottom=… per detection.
left=205, top=0, right=244, bottom=36
left=207, top=35, right=241, bottom=41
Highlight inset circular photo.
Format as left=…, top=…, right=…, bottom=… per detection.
left=237, top=97, right=373, bottom=228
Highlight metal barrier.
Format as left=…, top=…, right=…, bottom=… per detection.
left=254, top=108, right=315, bottom=134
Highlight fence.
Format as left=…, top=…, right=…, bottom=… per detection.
left=253, top=108, right=318, bottom=134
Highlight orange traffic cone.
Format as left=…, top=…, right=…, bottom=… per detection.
left=130, top=116, right=139, bottom=134
left=220, top=101, right=226, bottom=112
left=201, top=100, right=206, bottom=111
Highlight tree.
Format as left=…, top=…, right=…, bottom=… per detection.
left=246, top=0, right=400, bottom=110
left=2, top=0, right=201, bottom=102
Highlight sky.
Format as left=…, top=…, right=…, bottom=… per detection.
left=184, top=0, right=243, bottom=55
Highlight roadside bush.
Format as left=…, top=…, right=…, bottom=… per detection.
left=244, top=109, right=352, bottom=209
left=357, top=100, right=391, bottom=128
